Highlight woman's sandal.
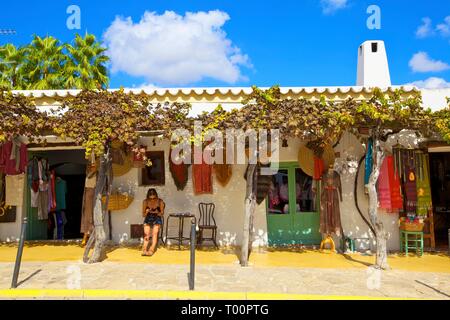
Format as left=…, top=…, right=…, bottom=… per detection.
left=141, top=252, right=150, bottom=256
left=148, top=250, right=155, bottom=256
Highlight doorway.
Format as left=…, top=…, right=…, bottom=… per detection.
left=266, top=162, right=321, bottom=246
left=429, top=152, right=450, bottom=249
left=26, top=149, right=87, bottom=240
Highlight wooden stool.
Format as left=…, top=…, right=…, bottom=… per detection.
left=400, top=230, right=424, bottom=256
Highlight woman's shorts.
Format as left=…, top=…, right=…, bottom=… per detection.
left=144, top=215, right=163, bottom=227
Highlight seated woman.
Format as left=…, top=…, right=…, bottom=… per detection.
left=142, top=188, right=165, bottom=256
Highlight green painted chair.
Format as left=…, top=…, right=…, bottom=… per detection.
left=400, top=230, right=424, bottom=256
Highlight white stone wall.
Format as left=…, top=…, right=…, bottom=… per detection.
left=0, top=206, right=24, bottom=243
left=1, top=134, right=404, bottom=252
left=110, top=137, right=269, bottom=248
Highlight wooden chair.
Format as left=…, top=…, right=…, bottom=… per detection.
left=197, top=203, right=218, bottom=248
left=423, top=209, right=435, bottom=251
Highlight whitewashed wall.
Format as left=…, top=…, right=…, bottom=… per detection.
left=109, top=133, right=404, bottom=251
left=0, top=133, right=403, bottom=252
left=0, top=206, right=24, bottom=242
left=110, top=137, right=269, bottom=248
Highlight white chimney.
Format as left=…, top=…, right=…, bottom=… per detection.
left=356, top=40, right=391, bottom=87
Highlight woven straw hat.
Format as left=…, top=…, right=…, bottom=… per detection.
left=112, top=153, right=133, bottom=177
left=322, top=144, right=336, bottom=168
left=298, top=145, right=315, bottom=177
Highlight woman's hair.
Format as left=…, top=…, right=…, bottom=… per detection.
left=146, top=188, right=158, bottom=199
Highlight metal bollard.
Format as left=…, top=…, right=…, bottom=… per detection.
left=189, top=218, right=196, bottom=290
left=11, top=217, right=27, bottom=289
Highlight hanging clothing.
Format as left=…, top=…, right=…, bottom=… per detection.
left=30, top=188, right=39, bottom=208
left=313, top=157, right=324, bottom=180
left=55, top=211, right=65, bottom=240
left=364, top=138, right=373, bottom=186
left=0, top=141, right=28, bottom=175
left=5, top=174, right=25, bottom=207
left=0, top=173, right=4, bottom=202
left=319, top=169, right=342, bottom=236
left=378, top=155, right=403, bottom=212
left=416, top=153, right=432, bottom=216
left=37, top=189, right=49, bottom=220
left=213, top=148, right=233, bottom=187
left=192, top=152, right=213, bottom=194
left=27, top=157, right=39, bottom=192
left=50, top=170, right=56, bottom=210
left=214, top=164, right=233, bottom=187
left=401, top=150, right=417, bottom=214
left=55, top=177, right=67, bottom=210
left=169, top=149, right=189, bottom=191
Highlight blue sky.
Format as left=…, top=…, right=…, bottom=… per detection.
left=0, top=0, right=449, bottom=89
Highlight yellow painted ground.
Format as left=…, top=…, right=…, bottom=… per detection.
left=0, top=244, right=449, bottom=273
left=0, top=289, right=417, bottom=300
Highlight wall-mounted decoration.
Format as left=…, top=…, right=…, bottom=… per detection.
left=141, top=151, right=165, bottom=186
left=0, top=173, right=16, bottom=223
left=169, top=148, right=189, bottom=191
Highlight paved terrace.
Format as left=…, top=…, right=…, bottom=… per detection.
left=0, top=243, right=449, bottom=299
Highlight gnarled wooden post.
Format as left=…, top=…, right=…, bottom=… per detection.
left=367, top=136, right=389, bottom=270
left=83, top=144, right=113, bottom=264
left=241, top=163, right=257, bottom=267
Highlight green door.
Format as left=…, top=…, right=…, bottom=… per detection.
left=266, top=162, right=321, bottom=246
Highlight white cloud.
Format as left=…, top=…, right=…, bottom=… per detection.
left=320, top=0, right=348, bottom=15
left=408, top=77, right=450, bottom=89
left=409, top=52, right=450, bottom=73
left=103, top=10, right=251, bottom=86
left=416, top=17, right=434, bottom=38
left=436, top=16, right=450, bottom=37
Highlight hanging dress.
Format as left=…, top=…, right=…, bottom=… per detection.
left=169, top=148, right=189, bottom=191
left=402, top=150, right=417, bottom=214
left=364, top=138, right=373, bottom=186
left=416, top=153, right=432, bottom=216
left=319, top=169, right=342, bottom=236
left=378, top=155, right=403, bottom=212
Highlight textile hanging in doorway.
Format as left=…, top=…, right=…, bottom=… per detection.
left=377, top=155, right=403, bottom=212
left=55, top=177, right=67, bottom=211
left=5, top=173, right=25, bottom=207
left=416, top=152, right=432, bottom=216
left=401, top=149, right=417, bottom=214
left=364, top=138, right=373, bottom=186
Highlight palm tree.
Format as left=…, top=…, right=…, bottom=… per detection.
left=65, top=33, right=109, bottom=89
left=0, top=44, right=27, bottom=89
left=22, top=35, right=67, bottom=89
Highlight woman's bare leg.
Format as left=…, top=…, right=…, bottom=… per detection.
left=142, top=224, right=151, bottom=254
left=149, top=225, right=160, bottom=253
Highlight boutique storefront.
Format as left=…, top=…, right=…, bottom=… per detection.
left=1, top=86, right=450, bottom=254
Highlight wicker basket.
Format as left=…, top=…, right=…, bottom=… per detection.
left=400, top=221, right=424, bottom=232
left=102, top=194, right=134, bottom=211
